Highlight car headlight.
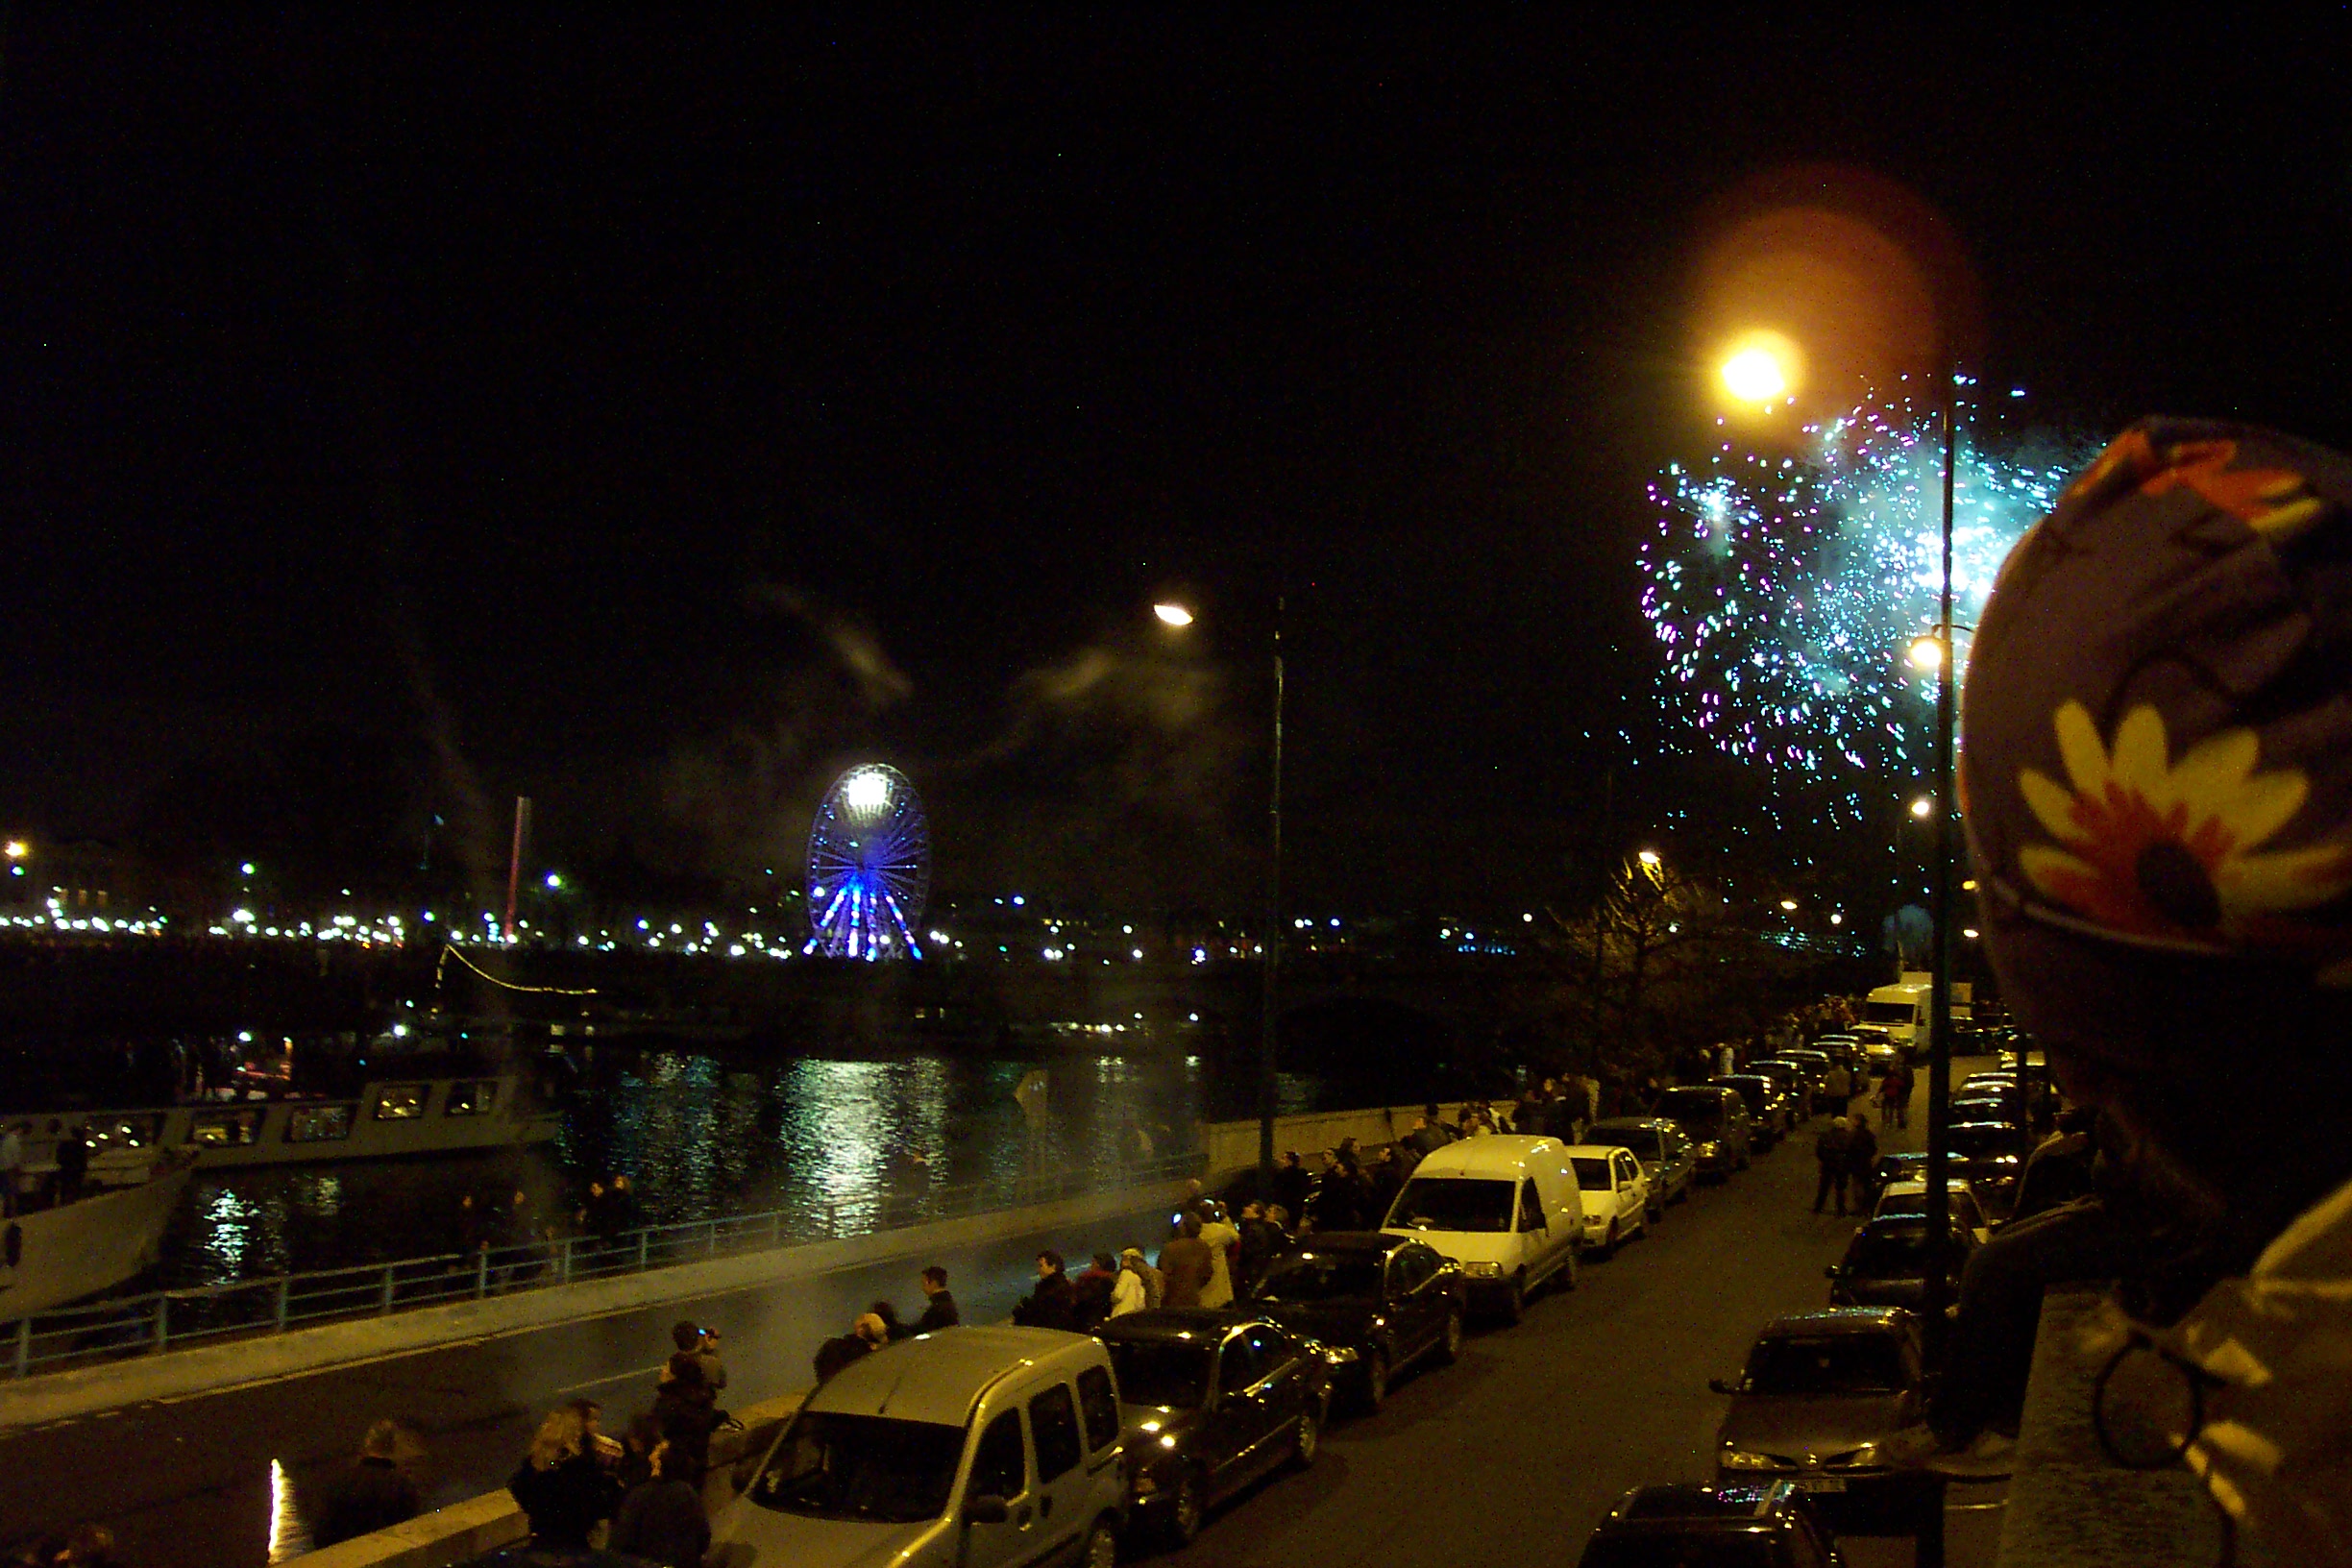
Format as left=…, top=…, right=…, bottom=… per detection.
left=1719, top=1449, right=1775, bottom=1469
left=1459, top=1261, right=1503, bottom=1278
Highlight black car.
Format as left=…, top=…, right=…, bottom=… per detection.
left=1654, top=1085, right=1754, bottom=1179
left=1094, top=1308, right=1332, bottom=1548
left=1947, top=1119, right=2038, bottom=1213
left=1577, top=1482, right=1847, bottom=1566
left=1247, top=1232, right=1464, bottom=1411
left=1712, top=1074, right=1793, bottom=1148
left=1826, top=1213, right=1974, bottom=1309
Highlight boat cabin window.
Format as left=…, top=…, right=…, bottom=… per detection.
left=444, top=1080, right=500, bottom=1116
left=373, top=1084, right=429, bottom=1120
left=286, top=1105, right=355, bottom=1142
left=89, top=1115, right=161, bottom=1151
left=189, top=1110, right=263, bottom=1146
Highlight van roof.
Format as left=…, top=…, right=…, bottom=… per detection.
left=1409, top=1133, right=1560, bottom=1177
left=801, top=1326, right=1099, bottom=1428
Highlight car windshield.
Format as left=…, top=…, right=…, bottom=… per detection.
left=750, top=1412, right=965, bottom=1523
left=1848, top=1222, right=1930, bottom=1275
left=1948, top=1125, right=2027, bottom=1159
left=1580, top=1537, right=1786, bottom=1568
left=1103, top=1339, right=1213, bottom=1409
left=1746, top=1334, right=1906, bottom=1394
left=1589, top=1128, right=1662, bottom=1160
left=1387, top=1176, right=1515, bottom=1233
left=1254, top=1251, right=1384, bottom=1303
left=1864, top=1000, right=1918, bottom=1023
left=1571, top=1157, right=1614, bottom=1187
left=1654, top=1090, right=1723, bottom=1130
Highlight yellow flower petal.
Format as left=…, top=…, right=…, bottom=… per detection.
left=2164, top=728, right=2260, bottom=819
left=2108, top=705, right=2171, bottom=799
left=2202, top=769, right=2307, bottom=854
left=2053, top=701, right=2112, bottom=798
left=2020, top=769, right=2090, bottom=846
left=2217, top=843, right=2352, bottom=918
left=2019, top=843, right=2099, bottom=903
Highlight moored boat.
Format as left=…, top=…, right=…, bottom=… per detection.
left=0, top=1152, right=194, bottom=1317
left=11, top=1073, right=560, bottom=1174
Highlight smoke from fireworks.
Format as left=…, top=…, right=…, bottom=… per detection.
left=1637, top=387, right=2097, bottom=834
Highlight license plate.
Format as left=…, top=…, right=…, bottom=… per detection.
left=1792, top=1477, right=1848, bottom=1492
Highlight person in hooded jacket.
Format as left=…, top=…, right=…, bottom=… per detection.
left=1937, top=418, right=2352, bottom=1560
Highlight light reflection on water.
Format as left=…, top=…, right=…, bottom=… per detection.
left=164, top=1042, right=1217, bottom=1286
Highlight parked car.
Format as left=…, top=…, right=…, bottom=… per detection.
left=1093, top=1309, right=1328, bottom=1547
left=1947, top=1120, right=2038, bottom=1214
left=1857, top=1036, right=1901, bottom=1073
left=1873, top=1179, right=1993, bottom=1247
left=1246, top=1232, right=1462, bottom=1411
left=1566, top=1144, right=1652, bottom=1258
left=1746, top=1059, right=1815, bottom=1120
left=1776, top=1049, right=1834, bottom=1090
left=1712, top=1074, right=1793, bottom=1148
left=1810, top=1034, right=1863, bottom=1071
left=1826, top=1214, right=1975, bottom=1309
left=1582, top=1116, right=1696, bottom=1215
left=1577, top=1482, right=1847, bottom=1567
left=1710, top=1309, right=1933, bottom=1531
left=723, top=1326, right=1125, bottom=1568
left=1384, top=1134, right=1581, bottom=1321
left=1654, top=1085, right=1753, bottom=1180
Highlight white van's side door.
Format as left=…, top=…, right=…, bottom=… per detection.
left=1024, top=1379, right=1089, bottom=1565
left=961, top=1406, right=1038, bottom=1568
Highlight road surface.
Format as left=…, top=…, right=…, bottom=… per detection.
left=4, top=1065, right=2006, bottom=1566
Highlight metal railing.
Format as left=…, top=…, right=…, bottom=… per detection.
left=4, top=1150, right=1204, bottom=1381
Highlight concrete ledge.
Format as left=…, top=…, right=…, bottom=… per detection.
left=1200, top=1103, right=1424, bottom=1180
left=0, top=1177, right=1195, bottom=1431
left=1995, top=1286, right=2225, bottom=1568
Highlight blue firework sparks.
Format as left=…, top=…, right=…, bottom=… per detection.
left=1637, top=391, right=2095, bottom=829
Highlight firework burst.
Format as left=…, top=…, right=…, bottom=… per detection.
left=1638, top=389, right=2096, bottom=833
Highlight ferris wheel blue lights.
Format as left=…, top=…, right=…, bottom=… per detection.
left=805, top=764, right=931, bottom=961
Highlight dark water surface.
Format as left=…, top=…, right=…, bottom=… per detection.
left=161, top=1038, right=1372, bottom=1287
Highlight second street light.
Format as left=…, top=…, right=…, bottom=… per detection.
left=1158, top=598, right=1286, bottom=1189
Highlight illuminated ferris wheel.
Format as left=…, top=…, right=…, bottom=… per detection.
left=804, top=764, right=930, bottom=961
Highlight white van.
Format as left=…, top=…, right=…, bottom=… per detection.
left=1383, top=1134, right=1581, bottom=1321
left=717, top=1326, right=1126, bottom=1568
left=1863, top=975, right=1934, bottom=1060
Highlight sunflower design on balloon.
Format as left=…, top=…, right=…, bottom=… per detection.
left=2017, top=701, right=2352, bottom=948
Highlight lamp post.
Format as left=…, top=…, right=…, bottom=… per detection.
left=1158, top=600, right=1286, bottom=1190
left=1922, top=373, right=1960, bottom=1321
left=1715, top=338, right=1962, bottom=1316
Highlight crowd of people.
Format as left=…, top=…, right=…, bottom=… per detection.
left=498, top=1322, right=737, bottom=1566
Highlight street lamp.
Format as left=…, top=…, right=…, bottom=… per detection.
left=2, top=841, right=25, bottom=862
left=1635, top=848, right=1661, bottom=868
left=1158, top=599, right=1286, bottom=1188
left=1906, top=634, right=1946, bottom=673
left=1909, top=796, right=1934, bottom=820
left=1717, top=331, right=1801, bottom=405
left=1778, top=898, right=1798, bottom=913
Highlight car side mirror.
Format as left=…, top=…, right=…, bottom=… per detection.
left=1707, top=1377, right=1737, bottom=1395
left=965, top=1495, right=1011, bottom=1526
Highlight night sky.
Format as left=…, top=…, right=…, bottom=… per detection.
left=6, top=14, right=2349, bottom=916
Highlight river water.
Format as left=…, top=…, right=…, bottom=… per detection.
left=160, top=1037, right=1386, bottom=1288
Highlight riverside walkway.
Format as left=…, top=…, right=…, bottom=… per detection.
left=0, top=1102, right=1418, bottom=1564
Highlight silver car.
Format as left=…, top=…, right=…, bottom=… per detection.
left=1584, top=1116, right=1696, bottom=1218
left=718, top=1327, right=1126, bottom=1568
left=1710, top=1308, right=1928, bottom=1519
